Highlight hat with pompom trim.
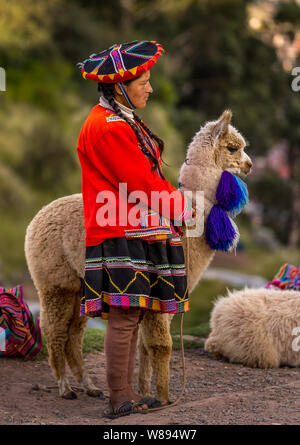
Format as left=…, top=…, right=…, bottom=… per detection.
left=77, top=40, right=164, bottom=83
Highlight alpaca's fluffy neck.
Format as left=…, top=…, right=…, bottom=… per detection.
left=179, top=132, right=222, bottom=293
left=179, top=132, right=223, bottom=213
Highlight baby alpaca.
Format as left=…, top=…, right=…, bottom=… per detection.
left=205, top=287, right=300, bottom=368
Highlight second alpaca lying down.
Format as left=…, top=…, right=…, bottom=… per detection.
left=204, top=287, right=300, bottom=368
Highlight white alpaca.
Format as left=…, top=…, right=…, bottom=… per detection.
left=25, top=110, right=252, bottom=400
left=205, top=287, right=300, bottom=368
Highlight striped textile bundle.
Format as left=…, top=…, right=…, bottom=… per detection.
left=0, top=285, right=42, bottom=360
left=265, top=263, right=300, bottom=291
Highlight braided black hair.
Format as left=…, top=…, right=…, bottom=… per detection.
left=133, top=113, right=165, bottom=160
left=97, top=80, right=169, bottom=172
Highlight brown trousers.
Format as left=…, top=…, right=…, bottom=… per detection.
left=104, top=306, right=145, bottom=392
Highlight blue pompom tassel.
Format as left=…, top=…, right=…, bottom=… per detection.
left=216, top=171, right=237, bottom=209
left=216, top=171, right=249, bottom=217
left=205, top=205, right=238, bottom=251
left=228, top=175, right=249, bottom=218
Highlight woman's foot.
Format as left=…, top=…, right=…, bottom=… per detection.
left=110, top=389, right=146, bottom=413
left=103, top=400, right=143, bottom=419
left=127, top=387, right=168, bottom=408
left=126, top=388, right=148, bottom=410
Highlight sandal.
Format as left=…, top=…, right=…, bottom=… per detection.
left=103, top=400, right=145, bottom=419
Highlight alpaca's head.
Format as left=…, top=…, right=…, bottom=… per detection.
left=210, top=110, right=252, bottom=176
left=186, top=110, right=252, bottom=177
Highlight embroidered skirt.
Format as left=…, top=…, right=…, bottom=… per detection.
left=80, top=235, right=190, bottom=320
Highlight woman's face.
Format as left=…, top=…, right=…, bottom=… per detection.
left=115, top=70, right=153, bottom=109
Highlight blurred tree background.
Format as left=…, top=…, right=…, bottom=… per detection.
left=0, top=0, right=299, bottom=327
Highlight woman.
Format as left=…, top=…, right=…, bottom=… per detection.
left=76, top=40, right=195, bottom=419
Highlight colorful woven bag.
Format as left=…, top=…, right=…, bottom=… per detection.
left=0, top=285, right=42, bottom=360
left=265, top=263, right=300, bottom=291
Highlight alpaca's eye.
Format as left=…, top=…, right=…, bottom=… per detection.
left=227, top=146, right=238, bottom=153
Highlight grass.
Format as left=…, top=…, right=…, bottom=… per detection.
left=34, top=328, right=106, bottom=361
left=182, top=322, right=210, bottom=338
left=0, top=211, right=34, bottom=281
left=172, top=336, right=204, bottom=350
left=171, top=279, right=237, bottom=333
left=82, top=328, right=105, bottom=353
left=0, top=192, right=55, bottom=282
left=228, top=222, right=300, bottom=280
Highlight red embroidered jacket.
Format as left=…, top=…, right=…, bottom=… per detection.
left=77, top=104, right=191, bottom=247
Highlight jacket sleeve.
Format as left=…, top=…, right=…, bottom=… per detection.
left=87, top=124, right=191, bottom=223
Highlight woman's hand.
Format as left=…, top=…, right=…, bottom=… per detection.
left=183, top=202, right=197, bottom=227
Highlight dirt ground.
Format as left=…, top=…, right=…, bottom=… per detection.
left=0, top=347, right=299, bottom=425
left=2, top=251, right=299, bottom=426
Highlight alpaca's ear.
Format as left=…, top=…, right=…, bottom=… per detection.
left=212, top=110, right=232, bottom=140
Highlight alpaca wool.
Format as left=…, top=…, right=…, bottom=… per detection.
left=205, top=286, right=300, bottom=368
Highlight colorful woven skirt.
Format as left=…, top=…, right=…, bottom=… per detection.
left=80, top=235, right=190, bottom=320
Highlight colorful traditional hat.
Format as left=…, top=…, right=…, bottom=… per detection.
left=77, top=40, right=164, bottom=83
